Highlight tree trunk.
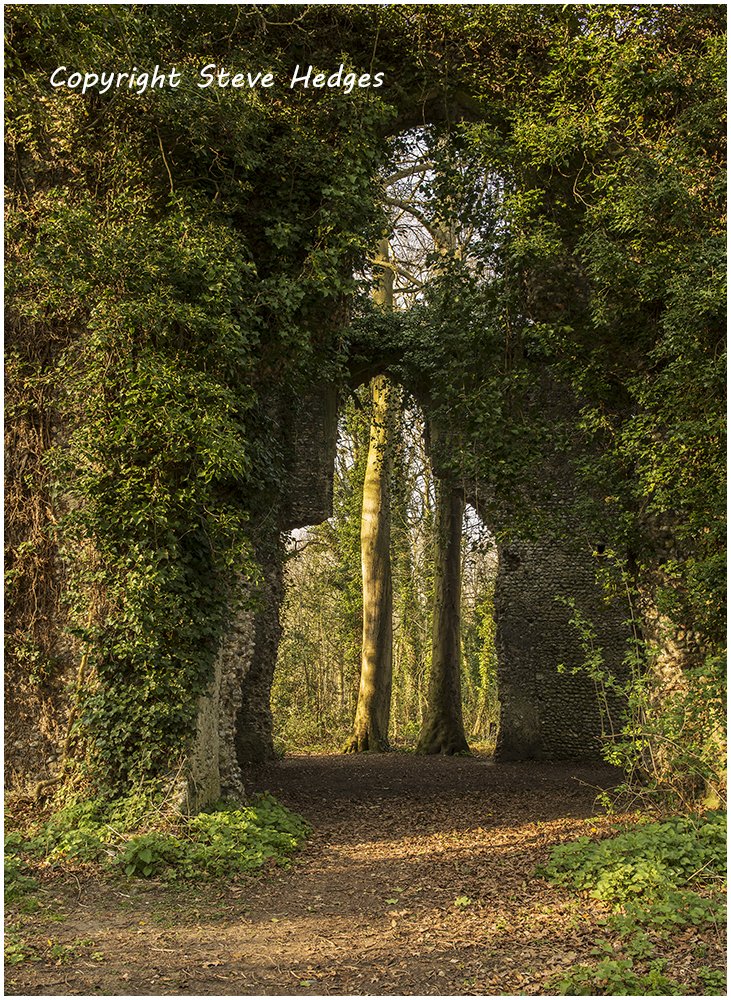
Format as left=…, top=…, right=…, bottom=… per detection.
left=347, top=374, right=394, bottom=751
left=347, top=236, right=396, bottom=753
left=417, top=482, right=470, bottom=755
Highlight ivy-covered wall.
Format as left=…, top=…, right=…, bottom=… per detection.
left=5, top=5, right=725, bottom=804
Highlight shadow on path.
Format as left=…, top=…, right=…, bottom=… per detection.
left=6, top=753, right=624, bottom=996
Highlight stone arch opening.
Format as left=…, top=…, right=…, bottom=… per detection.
left=270, top=395, right=501, bottom=757
left=184, top=121, right=637, bottom=806
left=187, top=364, right=632, bottom=810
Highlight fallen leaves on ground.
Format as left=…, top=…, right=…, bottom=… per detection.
left=5, top=754, right=723, bottom=995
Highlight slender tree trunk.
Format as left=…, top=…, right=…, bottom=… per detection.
left=417, top=481, right=470, bottom=755
left=347, top=374, right=394, bottom=751
left=347, top=237, right=395, bottom=752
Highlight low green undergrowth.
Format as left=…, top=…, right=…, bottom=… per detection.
left=4, top=924, right=32, bottom=967
left=539, top=812, right=726, bottom=996
left=6, top=792, right=309, bottom=884
left=4, top=841, right=39, bottom=904
left=542, top=812, right=725, bottom=902
left=548, top=958, right=725, bottom=997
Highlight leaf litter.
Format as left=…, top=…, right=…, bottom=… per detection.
left=5, top=753, right=723, bottom=995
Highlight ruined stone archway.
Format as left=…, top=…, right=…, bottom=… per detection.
left=186, top=373, right=630, bottom=809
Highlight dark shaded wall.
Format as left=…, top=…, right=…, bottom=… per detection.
left=494, top=539, right=629, bottom=761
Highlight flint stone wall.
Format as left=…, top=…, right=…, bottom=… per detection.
left=187, top=384, right=340, bottom=805
left=494, top=539, right=630, bottom=761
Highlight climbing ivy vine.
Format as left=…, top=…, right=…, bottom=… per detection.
left=6, top=4, right=391, bottom=790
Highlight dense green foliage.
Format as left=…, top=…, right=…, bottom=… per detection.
left=540, top=813, right=727, bottom=995
left=6, top=4, right=390, bottom=789
left=5, top=792, right=308, bottom=881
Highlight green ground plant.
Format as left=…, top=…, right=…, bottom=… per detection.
left=4, top=925, right=33, bottom=967
left=4, top=835, right=39, bottom=904
left=539, top=812, right=727, bottom=996
left=6, top=792, right=309, bottom=884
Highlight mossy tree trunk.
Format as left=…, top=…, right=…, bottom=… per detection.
left=347, top=374, right=394, bottom=751
left=348, top=238, right=394, bottom=752
left=417, top=481, right=470, bottom=755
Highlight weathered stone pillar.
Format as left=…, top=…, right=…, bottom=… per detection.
left=183, top=577, right=256, bottom=811
left=185, top=382, right=342, bottom=806
left=234, top=553, right=283, bottom=768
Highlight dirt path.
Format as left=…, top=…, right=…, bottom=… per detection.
left=6, top=754, right=623, bottom=996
